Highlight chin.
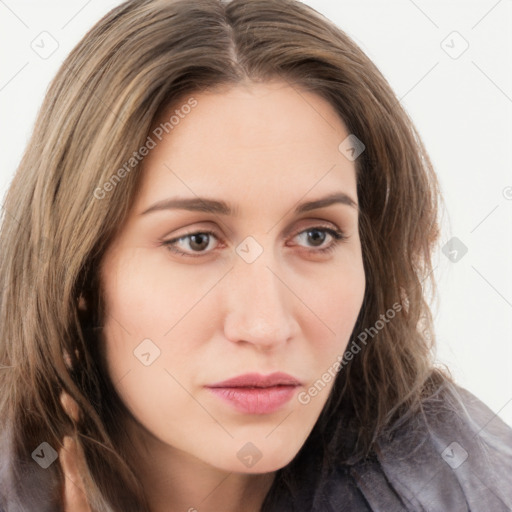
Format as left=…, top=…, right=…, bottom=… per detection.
left=232, top=448, right=298, bottom=474
left=247, top=458, right=295, bottom=474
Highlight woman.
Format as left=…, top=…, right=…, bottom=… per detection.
left=0, top=0, right=510, bottom=510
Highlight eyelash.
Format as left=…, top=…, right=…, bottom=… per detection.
left=161, top=226, right=347, bottom=258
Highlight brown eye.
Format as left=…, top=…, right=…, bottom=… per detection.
left=187, top=233, right=211, bottom=251
left=303, top=228, right=327, bottom=246
left=163, top=230, right=220, bottom=257
left=293, top=226, right=346, bottom=254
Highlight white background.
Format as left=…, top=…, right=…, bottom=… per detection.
left=1, top=0, right=511, bottom=427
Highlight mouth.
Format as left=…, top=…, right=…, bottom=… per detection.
left=205, top=372, right=302, bottom=414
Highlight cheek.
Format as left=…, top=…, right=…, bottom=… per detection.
left=297, top=253, right=365, bottom=331
left=291, top=264, right=365, bottom=415
left=99, top=259, right=204, bottom=432
left=294, top=255, right=365, bottom=373
left=100, top=248, right=222, bottom=386
left=101, top=248, right=212, bottom=336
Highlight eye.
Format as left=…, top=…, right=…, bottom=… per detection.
left=162, top=230, right=220, bottom=257
left=291, top=226, right=347, bottom=255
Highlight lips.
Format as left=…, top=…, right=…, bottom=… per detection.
left=205, top=372, right=302, bottom=414
left=207, top=371, right=302, bottom=388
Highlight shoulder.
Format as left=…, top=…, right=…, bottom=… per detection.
left=324, top=380, right=512, bottom=511
left=368, top=381, right=512, bottom=510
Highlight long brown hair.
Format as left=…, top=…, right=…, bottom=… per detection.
left=0, top=0, right=446, bottom=509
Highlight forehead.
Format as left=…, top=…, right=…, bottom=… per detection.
left=135, top=81, right=357, bottom=213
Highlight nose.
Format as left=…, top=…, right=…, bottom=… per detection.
left=222, top=249, right=298, bottom=351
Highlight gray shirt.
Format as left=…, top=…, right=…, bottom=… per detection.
left=264, top=382, right=512, bottom=511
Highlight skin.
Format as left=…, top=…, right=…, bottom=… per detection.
left=60, top=80, right=366, bottom=511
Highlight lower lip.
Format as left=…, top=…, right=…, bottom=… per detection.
left=206, top=385, right=299, bottom=414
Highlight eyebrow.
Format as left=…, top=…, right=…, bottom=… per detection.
left=139, top=191, right=358, bottom=217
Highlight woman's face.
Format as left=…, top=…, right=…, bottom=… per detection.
left=99, top=80, right=365, bottom=474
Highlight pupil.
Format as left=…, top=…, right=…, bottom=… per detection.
left=308, top=229, right=325, bottom=246
left=190, top=233, right=209, bottom=251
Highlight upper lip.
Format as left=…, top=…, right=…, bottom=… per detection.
left=206, top=372, right=302, bottom=388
